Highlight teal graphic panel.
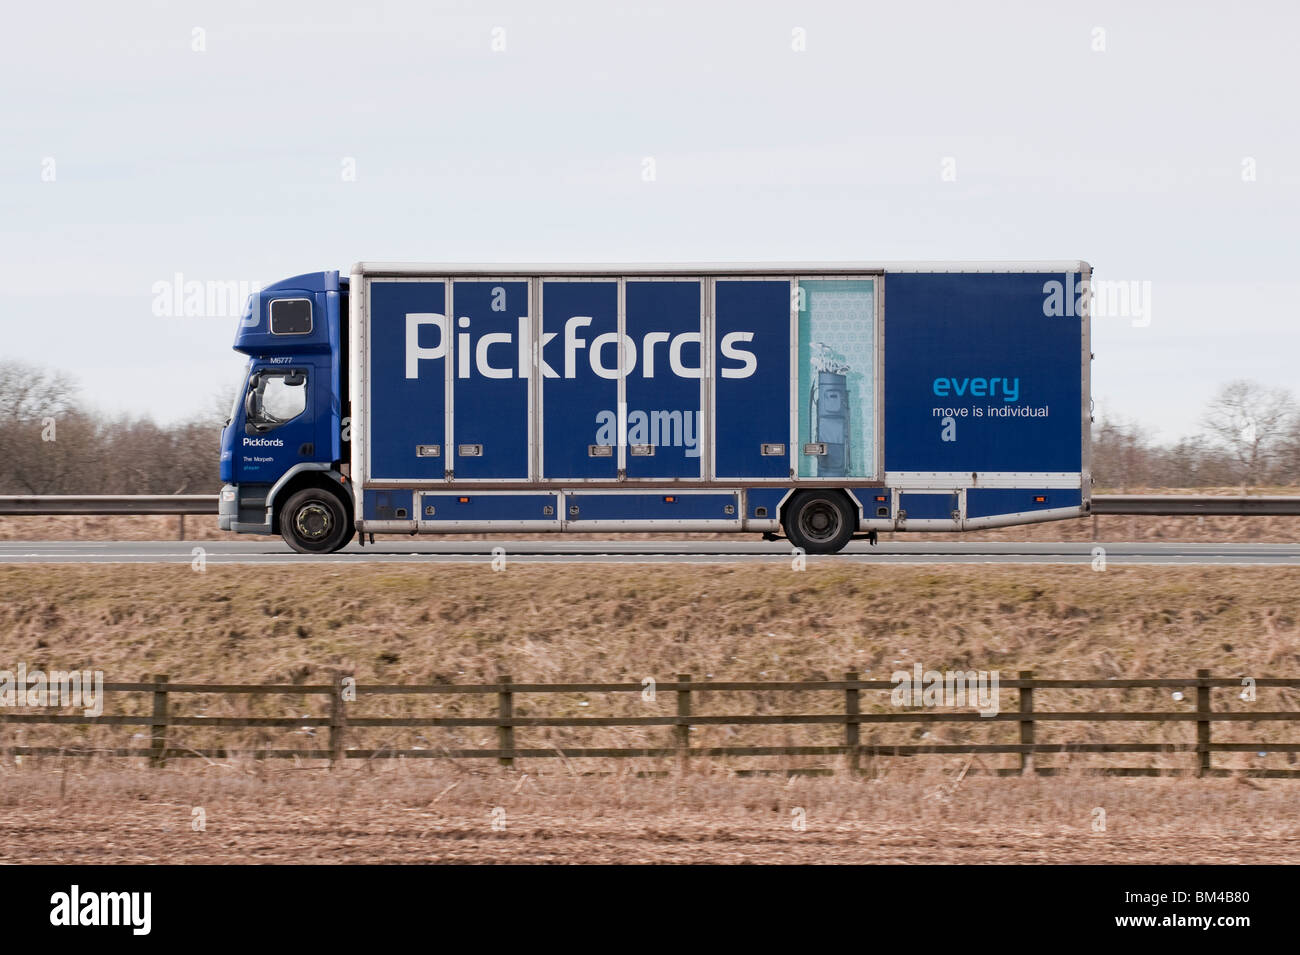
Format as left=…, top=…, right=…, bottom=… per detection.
left=796, top=279, right=877, bottom=478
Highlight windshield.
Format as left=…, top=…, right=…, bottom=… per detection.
left=227, top=362, right=250, bottom=426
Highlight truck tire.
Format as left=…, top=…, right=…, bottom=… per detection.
left=279, top=487, right=353, bottom=554
left=783, top=490, right=856, bottom=554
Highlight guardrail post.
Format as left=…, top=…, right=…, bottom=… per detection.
left=149, top=674, right=169, bottom=768
left=329, top=672, right=347, bottom=766
left=844, top=671, right=860, bottom=775
left=177, top=514, right=185, bottom=540
left=497, top=675, right=515, bottom=769
left=675, top=674, right=692, bottom=775
left=1196, top=669, right=1211, bottom=777
left=1018, top=670, right=1034, bottom=776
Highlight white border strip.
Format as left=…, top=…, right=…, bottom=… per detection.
left=885, top=471, right=1084, bottom=489
left=355, top=260, right=1089, bottom=276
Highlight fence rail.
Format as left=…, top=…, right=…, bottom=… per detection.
left=0, top=495, right=214, bottom=515
left=2, top=494, right=1299, bottom=518
left=1090, top=494, right=1300, bottom=516
left=3, top=671, right=1298, bottom=777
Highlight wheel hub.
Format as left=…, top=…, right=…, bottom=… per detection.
left=800, top=502, right=841, bottom=541
left=295, top=503, right=333, bottom=541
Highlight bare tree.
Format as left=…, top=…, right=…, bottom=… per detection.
left=0, top=360, right=78, bottom=422
left=0, top=360, right=82, bottom=493
left=1092, top=415, right=1154, bottom=490
left=1271, top=413, right=1300, bottom=483
left=0, top=361, right=224, bottom=495
left=1200, top=379, right=1297, bottom=487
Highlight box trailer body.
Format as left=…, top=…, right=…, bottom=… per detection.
left=218, top=262, right=1092, bottom=553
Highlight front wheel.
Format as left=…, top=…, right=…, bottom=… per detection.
left=783, top=490, right=856, bottom=554
left=279, top=488, right=353, bottom=554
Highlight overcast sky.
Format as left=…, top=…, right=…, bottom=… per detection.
left=1, top=0, right=1296, bottom=441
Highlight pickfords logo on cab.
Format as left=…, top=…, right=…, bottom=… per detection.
left=403, top=313, right=758, bottom=380
left=243, top=437, right=285, bottom=447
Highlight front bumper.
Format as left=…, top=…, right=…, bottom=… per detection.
left=218, top=485, right=237, bottom=530
left=219, top=484, right=273, bottom=534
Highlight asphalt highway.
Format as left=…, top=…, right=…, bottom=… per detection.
left=0, top=540, right=1295, bottom=566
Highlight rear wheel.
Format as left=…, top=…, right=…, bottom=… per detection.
left=279, top=487, right=352, bottom=554
left=783, top=490, right=856, bottom=554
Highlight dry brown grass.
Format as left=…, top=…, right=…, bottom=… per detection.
left=9, top=562, right=1300, bottom=673
left=1, top=564, right=1299, bottom=777
left=3, top=562, right=1300, bottom=862
left=3, top=564, right=1298, bottom=683
left=0, top=763, right=1295, bottom=863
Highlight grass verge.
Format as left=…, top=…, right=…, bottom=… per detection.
left=1, top=564, right=1298, bottom=777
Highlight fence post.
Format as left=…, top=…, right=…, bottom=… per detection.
left=149, top=674, right=169, bottom=768
left=177, top=514, right=185, bottom=541
left=1196, top=668, right=1212, bottom=777
left=329, top=672, right=347, bottom=766
left=675, top=674, right=692, bottom=774
left=497, top=675, right=515, bottom=769
left=844, top=671, right=860, bottom=775
left=1018, top=670, right=1034, bottom=776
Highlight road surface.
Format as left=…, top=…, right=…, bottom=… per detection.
left=0, top=540, right=1295, bottom=565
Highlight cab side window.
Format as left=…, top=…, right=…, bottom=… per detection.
left=246, top=371, right=307, bottom=433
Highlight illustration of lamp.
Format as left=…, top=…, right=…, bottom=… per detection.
left=809, top=342, right=850, bottom=477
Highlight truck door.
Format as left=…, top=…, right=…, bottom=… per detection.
left=713, top=279, right=792, bottom=480
left=624, top=279, right=703, bottom=479
left=451, top=280, right=530, bottom=480
left=540, top=279, right=619, bottom=480
left=795, top=278, right=879, bottom=479
left=367, top=279, right=447, bottom=481
left=235, top=365, right=315, bottom=484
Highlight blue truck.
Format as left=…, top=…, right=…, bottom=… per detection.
left=218, top=262, right=1092, bottom=554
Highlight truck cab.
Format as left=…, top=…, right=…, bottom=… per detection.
left=218, top=271, right=354, bottom=552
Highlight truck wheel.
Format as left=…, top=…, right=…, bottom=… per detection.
left=783, top=490, right=856, bottom=554
left=279, top=488, right=352, bottom=554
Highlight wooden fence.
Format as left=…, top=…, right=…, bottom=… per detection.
left=2, top=670, right=1298, bottom=777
